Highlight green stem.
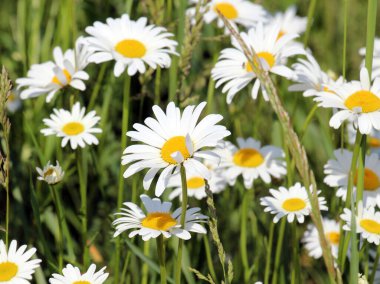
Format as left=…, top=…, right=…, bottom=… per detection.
left=365, top=0, right=377, bottom=78
left=174, top=164, right=188, bottom=284
left=5, top=185, right=9, bottom=248
left=342, top=0, right=349, bottom=79
left=240, top=190, right=250, bottom=283
left=141, top=241, right=150, bottom=284
left=291, top=222, right=299, bottom=284
left=50, top=185, right=64, bottom=271
left=303, top=0, right=317, bottom=46
left=272, top=219, right=286, bottom=284
left=88, top=63, right=107, bottom=110
left=157, top=236, right=167, bottom=284
left=203, top=235, right=217, bottom=282
left=356, top=135, right=367, bottom=205
left=115, top=74, right=131, bottom=284
left=154, top=67, right=162, bottom=105
left=77, top=149, right=89, bottom=266
left=264, top=222, right=274, bottom=284
left=369, top=244, right=380, bottom=284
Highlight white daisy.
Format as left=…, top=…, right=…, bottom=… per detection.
left=0, top=239, right=41, bottom=283
left=113, top=194, right=208, bottom=241
left=41, top=102, right=102, bottom=150
left=6, top=91, right=22, bottom=113
left=121, top=101, right=230, bottom=196
left=341, top=202, right=380, bottom=245
left=214, top=138, right=286, bottom=189
left=211, top=22, right=305, bottom=103
left=347, top=120, right=380, bottom=155
left=49, top=263, right=109, bottom=284
left=167, top=162, right=227, bottom=200
left=324, top=149, right=380, bottom=207
left=16, top=37, right=91, bottom=103
left=187, top=0, right=268, bottom=29
left=314, top=67, right=380, bottom=134
left=85, top=14, right=178, bottom=77
left=359, top=38, right=380, bottom=79
left=269, top=5, right=307, bottom=40
left=260, top=182, right=328, bottom=223
left=36, top=160, right=64, bottom=185
left=302, top=218, right=340, bottom=259
left=289, top=52, right=344, bottom=97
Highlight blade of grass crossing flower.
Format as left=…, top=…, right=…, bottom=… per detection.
left=174, top=164, right=188, bottom=284
left=115, top=74, right=131, bottom=284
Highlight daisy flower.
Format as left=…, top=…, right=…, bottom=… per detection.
left=0, top=239, right=42, bottom=283
left=347, top=120, right=380, bottom=155
left=49, top=263, right=109, bottom=284
left=214, top=138, right=286, bottom=189
left=341, top=202, right=380, bottom=245
left=6, top=91, right=22, bottom=113
left=167, top=162, right=227, bottom=200
left=16, top=37, right=91, bottom=103
left=36, top=160, right=64, bottom=185
left=302, top=218, right=340, bottom=259
left=260, top=182, right=328, bottom=223
left=121, top=101, right=230, bottom=196
left=289, top=52, right=344, bottom=97
left=211, top=22, right=305, bottom=103
left=85, top=14, right=178, bottom=77
left=187, top=0, right=268, bottom=29
left=269, top=5, right=307, bottom=40
left=359, top=38, right=380, bottom=79
left=41, top=102, right=102, bottom=150
left=314, top=67, right=380, bottom=134
left=324, top=149, right=380, bottom=207
left=113, top=194, right=208, bottom=241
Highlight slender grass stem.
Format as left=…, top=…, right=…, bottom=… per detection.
left=369, top=244, right=380, bottom=283
left=141, top=240, right=150, bottom=284
left=342, top=0, right=349, bottom=79
left=272, top=219, right=286, bottom=284
left=157, top=236, right=167, bottom=284
left=115, top=74, right=131, bottom=283
left=356, top=135, right=367, bottom=204
left=240, top=189, right=250, bottom=283
left=364, top=0, right=377, bottom=77
left=154, top=67, right=162, bottom=105
left=291, top=222, right=299, bottom=284
left=303, top=0, right=317, bottom=46
left=174, top=164, right=188, bottom=284
left=264, top=222, right=274, bottom=284
left=203, top=235, right=217, bottom=282
left=76, top=149, right=89, bottom=266
left=5, top=185, right=9, bottom=247
left=50, top=185, right=64, bottom=270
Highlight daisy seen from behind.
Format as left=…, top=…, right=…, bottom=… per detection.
left=212, top=22, right=305, bottom=103
left=85, top=14, right=178, bottom=77
left=314, top=67, right=380, bottom=134
left=121, top=101, right=230, bottom=196
left=341, top=202, right=380, bottom=245
left=16, top=37, right=91, bottom=103
left=167, top=161, right=227, bottom=200
left=214, top=138, right=286, bottom=189
left=359, top=38, right=380, bottom=79
left=269, top=5, right=307, bottom=40
left=302, top=218, right=340, bottom=259
left=113, top=194, right=208, bottom=241
left=41, top=102, right=102, bottom=150
left=187, top=0, right=268, bottom=29
left=49, top=263, right=109, bottom=284
left=0, top=239, right=41, bottom=283
left=324, top=149, right=380, bottom=207
left=260, top=182, right=328, bottom=223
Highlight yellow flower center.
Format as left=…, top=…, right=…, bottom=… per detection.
left=8, top=93, right=15, bottom=102
left=369, top=137, right=380, bottom=148
left=141, top=212, right=177, bottom=231
left=354, top=168, right=380, bottom=191
left=62, top=122, right=85, bottom=136
left=326, top=231, right=340, bottom=245
left=0, top=261, right=18, bottom=281
left=344, top=90, right=380, bottom=113
left=187, top=177, right=205, bottom=189
left=276, top=30, right=286, bottom=41
left=73, top=281, right=91, bottom=284
left=360, top=219, right=380, bottom=234
left=282, top=198, right=306, bottom=212
left=246, top=52, right=275, bottom=72
left=233, top=148, right=264, bottom=168
left=52, top=69, right=71, bottom=86
left=161, top=136, right=191, bottom=164
left=115, top=39, right=147, bottom=58
left=214, top=3, right=238, bottom=19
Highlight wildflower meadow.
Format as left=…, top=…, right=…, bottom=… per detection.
left=2, top=0, right=380, bottom=283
